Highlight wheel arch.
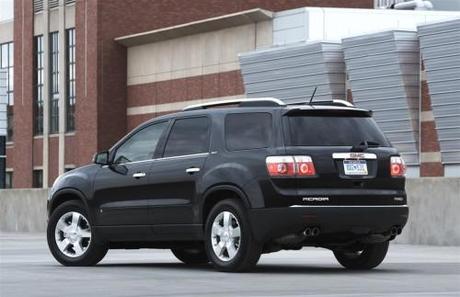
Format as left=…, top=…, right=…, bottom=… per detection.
left=48, top=188, right=89, bottom=217
left=201, top=184, right=250, bottom=224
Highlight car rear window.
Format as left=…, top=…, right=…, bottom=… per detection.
left=225, top=113, right=272, bottom=151
left=287, top=115, right=390, bottom=146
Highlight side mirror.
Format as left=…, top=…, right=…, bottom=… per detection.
left=93, top=151, right=110, bottom=165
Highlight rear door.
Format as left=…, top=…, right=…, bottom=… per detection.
left=148, top=116, right=211, bottom=225
left=283, top=111, right=405, bottom=206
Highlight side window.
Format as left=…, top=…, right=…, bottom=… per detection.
left=114, top=122, right=167, bottom=164
left=225, top=113, right=272, bottom=151
left=163, top=117, right=210, bottom=158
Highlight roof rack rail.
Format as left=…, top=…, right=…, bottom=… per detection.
left=183, top=98, right=286, bottom=111
left=287, top=99, right=354, bottom=108
left=311, top=99, right=354, bottom=107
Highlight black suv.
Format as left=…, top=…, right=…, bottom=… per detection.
left=47, top=98, right=408, bottom=272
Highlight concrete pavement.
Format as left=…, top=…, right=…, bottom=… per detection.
left=1, top=233, right=459, bottom=297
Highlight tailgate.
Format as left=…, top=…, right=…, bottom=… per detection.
left=282, top=113, right=406, bottom=206
left=284, top=146, right=406, bottom=206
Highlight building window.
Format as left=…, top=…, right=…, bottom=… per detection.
left=48, top=0, right=59, bottom=9
left=5, top=172, right=13, bottom=188
left=49, top=32, right=59, bottom=134
left=34, top=36, right=44, bottom=135
left=66, top=28, right=76, bottom=132
left=33, top=0, right=44, bottom=13
left=33, top=170, right=43, bottom=188
left=0, top=42, right=14, bottom=142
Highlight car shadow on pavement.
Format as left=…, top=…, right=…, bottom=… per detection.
left=253, top=264, right=406, bottom=274
left=94, top=262, right=407, bottom=274
left=97, top=262, right=214, bottom=272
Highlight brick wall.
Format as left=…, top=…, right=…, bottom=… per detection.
left=96, top=0, right=372, bottom=148
left=12, top=0, right=34, bottom=188
left=419, top=64, right=444, bottom=177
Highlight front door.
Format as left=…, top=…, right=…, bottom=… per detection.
left=93, top=121, right=168, bottom=226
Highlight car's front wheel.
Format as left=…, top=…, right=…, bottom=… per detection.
left=333, top=241, right=389, bottom=270
left=47, top=200, right=108, bottom=266
left=204, top=199, right=262, bottom=272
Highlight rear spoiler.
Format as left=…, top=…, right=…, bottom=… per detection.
left=284, top=106, right=373, bottom=117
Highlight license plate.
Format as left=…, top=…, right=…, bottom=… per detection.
left=343, top=160, right=368, bottom=175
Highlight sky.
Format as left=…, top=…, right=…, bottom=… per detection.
left=0, top=0, right=14, bottom=22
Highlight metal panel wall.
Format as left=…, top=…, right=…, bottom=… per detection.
left=418, top=19, right=460, bottom=164
left=342, top=31, right=420, bottom=165
left=239, top=42, right=345, bottom=104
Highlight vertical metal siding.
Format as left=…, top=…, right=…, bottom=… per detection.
left=342, top=31, right=420, bottom=165
left=418, top=19, right=460, bottom=164
left=239, top=42, right=345, bottom=104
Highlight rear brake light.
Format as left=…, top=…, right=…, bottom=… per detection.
left=266, top=156, right=316, bottom=177
left=266, top=156, right=295, bottom=176
left=294, top=156, right=316, bottom=176
left=390, top=156, right=406, bottom=177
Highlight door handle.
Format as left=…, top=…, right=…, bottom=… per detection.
left=186, top=167, right=200, bottom=174
left=132, top=172, right=146, bottom=179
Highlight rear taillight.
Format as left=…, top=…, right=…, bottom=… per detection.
left=390, top=156, right=406, bottom=177
left=266, top=156, right=295, bottom=176
left=294, top=156, right=316, bottom=176
left=266, top=156, right=316, bottom=177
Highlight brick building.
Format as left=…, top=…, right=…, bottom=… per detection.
left=0, top=0, right=459, bottom=189
left=0, top=0, right=375, bottom=188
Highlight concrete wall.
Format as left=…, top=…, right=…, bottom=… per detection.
left=127, top=22, right=272, bottom=86
left=0, top=189, right=48, bottom=232
left=395, top=178, right=460, bottom=246
left=0, top=179, right=459, bottom=246
left=0, top=20, right=14, bottom=44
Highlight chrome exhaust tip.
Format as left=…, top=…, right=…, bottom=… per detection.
left=311, top=227, right=320, bottom=237
left=303, top=228, right=312, bottom=237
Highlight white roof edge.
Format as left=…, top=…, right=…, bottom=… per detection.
left=115, top=8, right=273, bottom=47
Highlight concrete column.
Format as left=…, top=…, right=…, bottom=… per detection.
left=42, top=2, right=50, bottom=188
left=58, top=0, right=66, bottom=176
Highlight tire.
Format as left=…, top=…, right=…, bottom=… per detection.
left=333, top=241, right=389, bottom=270
left=47, top=200, right=108, bottom=266
left=204, top=199, right=262, bottom=272
left=171, top=246, right=209, bottom=265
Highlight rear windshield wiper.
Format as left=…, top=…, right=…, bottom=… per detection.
left=351, top=140, right=380, bottom=152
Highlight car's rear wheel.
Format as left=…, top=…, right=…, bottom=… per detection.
left=333, top=241, right=389, bottom=270
left=171, top=246, right=209, bottom=265
left=204, top=199, right=262, bottom=272
left=47, top=200, right=108, bottom=266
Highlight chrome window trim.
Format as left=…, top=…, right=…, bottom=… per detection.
left=111, top=152, right=210, bottom=166
left=156, top=152, right=210, bottom=161
left=332, top=153, right=377, bottom=160
left=110, top=159, right=155, bottom=166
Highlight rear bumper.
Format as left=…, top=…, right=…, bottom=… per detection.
left=248, top=205, right=409, bottom=243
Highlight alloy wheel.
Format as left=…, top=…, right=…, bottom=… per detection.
left=211, top=211, right=241, bottom=262
left=54, top=211, right=91, bottom=258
